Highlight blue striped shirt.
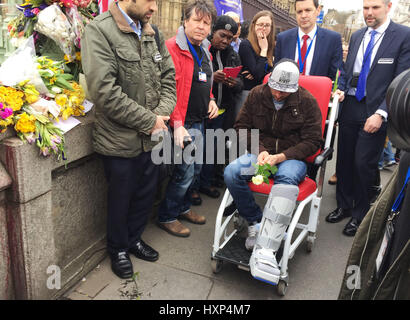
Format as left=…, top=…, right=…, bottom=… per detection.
left=116, top=2, right=142, bottom=39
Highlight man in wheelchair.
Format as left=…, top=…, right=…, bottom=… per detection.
left=223, top=59, right=323, bottom=256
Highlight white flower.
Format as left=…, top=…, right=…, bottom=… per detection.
left=252, top=175, right=264, bottom=185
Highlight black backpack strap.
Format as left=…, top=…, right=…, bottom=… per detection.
left=151, top=24, right=161, bottom=52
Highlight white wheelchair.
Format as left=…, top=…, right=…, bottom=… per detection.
left=211, top=75, right=340, bottom=296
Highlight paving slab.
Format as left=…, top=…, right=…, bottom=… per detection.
left=64, top=149, right=396, bottom=300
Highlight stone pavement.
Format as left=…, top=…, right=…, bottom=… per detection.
left=63, top=159, right=396, bottom=300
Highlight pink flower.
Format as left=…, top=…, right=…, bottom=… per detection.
left=0, top=107, right=13, bottom=119
left=25, top=133, right=36, bottom=144
left=40, top=146, right=50, bottom=157
left=31, top=8, right=40, bottom=15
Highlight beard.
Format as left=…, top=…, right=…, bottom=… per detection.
left=365, top=16, right=383, bottom=29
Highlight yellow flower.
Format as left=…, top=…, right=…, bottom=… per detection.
left=55, top=94, right=68, bottom=107
left=75, top=52, right=81, bottom=61
left=25, top=93, right=39, bottom=104
left=14, top=112, right=36, bottom=133
left=62, top=107, right=73, bottom=120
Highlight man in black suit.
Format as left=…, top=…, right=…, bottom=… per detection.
left=326, top=0, right=410, bottom=236
left=274, top=0, right=343, bottom=80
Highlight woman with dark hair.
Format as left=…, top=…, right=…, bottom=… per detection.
left=235, top=11, right=275, bottom=117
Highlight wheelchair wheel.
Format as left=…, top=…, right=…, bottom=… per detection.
left=211, top=258, right=223, bottom=274
left=277, top=280, right=288, bottom=297
left=306, top=234, right=315, bottom=253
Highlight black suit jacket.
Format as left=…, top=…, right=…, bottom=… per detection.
left=339, top=21, right=410, bottom=116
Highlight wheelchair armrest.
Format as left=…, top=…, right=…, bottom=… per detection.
left=313, top=147, right=333, bottom=167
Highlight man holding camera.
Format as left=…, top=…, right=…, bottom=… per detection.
left=327, top=0, right=410, bottom=236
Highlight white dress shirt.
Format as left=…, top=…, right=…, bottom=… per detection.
left=294, top=25, right=318, bottom=76
left=348, top=18, right=391, bottom=119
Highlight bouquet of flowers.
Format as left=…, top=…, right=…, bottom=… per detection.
left=34, top=4, right=76, bottom=62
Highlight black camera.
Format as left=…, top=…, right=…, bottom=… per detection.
left=350, top=72, right=360, bottom=88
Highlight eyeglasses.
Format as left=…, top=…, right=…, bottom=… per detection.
left=255, top=23, right=271, bottom=29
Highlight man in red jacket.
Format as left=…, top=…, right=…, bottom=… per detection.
left=157, top=0, right=219, bottom=237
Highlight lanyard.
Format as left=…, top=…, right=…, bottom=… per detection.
left=185, top=34, right=204, bottom=70
left=297, top=29, right=318, bottom=74
left=391, top=167, right=410, bottom=214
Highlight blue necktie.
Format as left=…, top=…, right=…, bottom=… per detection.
left=356, top=30, right=377, bottom=101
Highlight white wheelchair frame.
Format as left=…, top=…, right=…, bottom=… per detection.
left=211, top=94, right=340, bottom=296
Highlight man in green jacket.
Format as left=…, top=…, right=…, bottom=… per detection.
left=81, top=0, right=176, bottom=279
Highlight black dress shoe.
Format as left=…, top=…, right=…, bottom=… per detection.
left=223, top=201, right=238, bottom=216
left=199, top=186, right=221, bottom=198
left=325, top=207, right=351, bottom=223
left=110, top=251, right=133, bottom=279
left=129, top=240, right=159, bottom=262
left=190, top=191, right=202, bottom=206
left=343, top=218, right=361, bottom=237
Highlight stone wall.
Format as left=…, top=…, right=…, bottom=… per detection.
left=0, top=110, right=108, bottom=299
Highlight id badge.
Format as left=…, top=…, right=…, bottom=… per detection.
left=198, top=72, right=207, bottom=82
left=375, top=219, right=394, bottom=279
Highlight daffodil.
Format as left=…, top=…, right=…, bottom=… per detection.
left=55, top=94, right=68, bottom=107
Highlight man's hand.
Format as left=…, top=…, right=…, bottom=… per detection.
left=213, top=70, right=226, bottom=83
left=333, top=89, right=345, bottom=102
left=364, top=114, right=383, bottom=133
left=150, top=115, right=170, bottom=134
left=224, top=76, right=238, bottom=88
left=173, top=125, right=191, bottom=149
left=208, top=100, right=219, bottom=119
left=257, top=151, right=286, bottom=166
left=257, top=151, right=270, bottom=165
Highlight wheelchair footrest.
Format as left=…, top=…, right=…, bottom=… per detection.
left=214, top=235, right=251, bottom=268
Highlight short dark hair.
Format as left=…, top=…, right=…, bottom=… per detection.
left=295, top=0, right=319, bottom=9
left=183, top=0, right=217, bottom=23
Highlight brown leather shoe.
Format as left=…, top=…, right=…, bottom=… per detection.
left=157, top=220, right=190, bottom=237
left=328, top=173, right=337, bottom=185
left=179, top=210, right=206, bottom=225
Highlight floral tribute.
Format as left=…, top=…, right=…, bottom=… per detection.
left=1, top=0, right=99, bottom=161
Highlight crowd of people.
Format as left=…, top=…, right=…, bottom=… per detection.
left=81, top=0, right=410, bottom=298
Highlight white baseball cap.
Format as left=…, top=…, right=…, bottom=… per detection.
left=268, top=59, right=300, bottom=93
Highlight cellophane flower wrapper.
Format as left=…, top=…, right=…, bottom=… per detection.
left=34, top=4, right=76, bottom=62
left=65, top=5, right=85, bottom=48
left=0, top=36, right=49, bottom=95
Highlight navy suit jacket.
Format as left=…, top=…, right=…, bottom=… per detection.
left=339, top=21, right=410, bottom=116
left=274, top=26, right=343, bottom=80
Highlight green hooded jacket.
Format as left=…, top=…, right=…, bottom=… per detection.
left=338, top=163, right=410, bottom=300
left=81, top=2, right=176, bottom=157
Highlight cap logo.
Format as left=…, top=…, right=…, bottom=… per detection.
left=279, top=71, right=291, bottom=84
left=225, top=24, right=232, bottom=30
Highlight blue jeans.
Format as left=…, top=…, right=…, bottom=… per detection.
left=378, top=140, right=395, bottom=166
left=158, top=121, right=204, bottom=223
left=224, top=153, right=307, bottom=223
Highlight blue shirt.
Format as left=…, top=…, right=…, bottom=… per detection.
left=116, top=2, right=142, bottom=39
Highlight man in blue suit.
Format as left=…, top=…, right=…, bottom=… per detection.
left=326, top=0, right=410, bottom=236
left=274, top=0, right=343, bottom=80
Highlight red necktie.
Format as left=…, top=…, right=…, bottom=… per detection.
left=299, top=34, right=310, bottom=75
